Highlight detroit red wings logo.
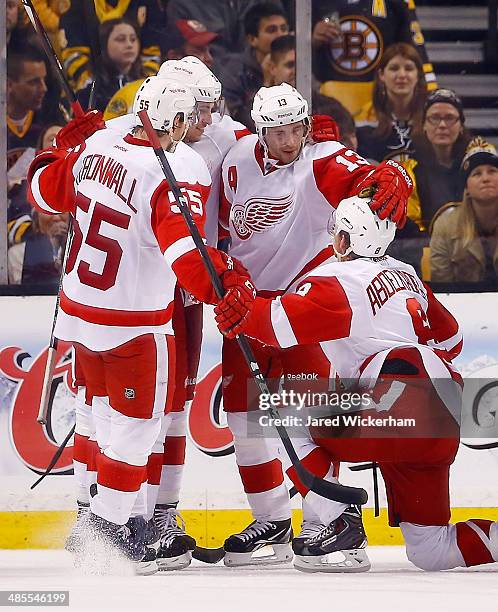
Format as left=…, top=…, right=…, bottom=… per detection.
left=231, top=192, right=295, bottom=240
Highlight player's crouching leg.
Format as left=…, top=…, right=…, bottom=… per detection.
left=401, top=521, right=498, bottom=571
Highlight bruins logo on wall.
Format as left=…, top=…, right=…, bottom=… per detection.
left=329, top=16, right=383, bottom=76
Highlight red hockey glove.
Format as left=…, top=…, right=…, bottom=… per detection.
left=360, top=159, right=413, bottom=227
left=215, top=260, right=256, bottom=339
left=310, top=114, right=341, bottom=143
left=55, top=110, right=105, bottom=149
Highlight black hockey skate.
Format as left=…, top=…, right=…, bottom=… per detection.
left=154, top=505, right=196, bottom=570
left=65, top=500, right=90, bottom=556
left=224, top=519, right=293, bottom=566
left=293, top=505, right=371, bottom=573
left=86, top=513, right=158, bottom=575
left=292, top=518, right=327, bottom=556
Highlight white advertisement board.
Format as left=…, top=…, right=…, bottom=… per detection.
left=0, top=293, right=497, bottom=514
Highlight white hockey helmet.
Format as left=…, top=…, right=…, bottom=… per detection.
left=251, top=83, right=310, bottom=142
left=133, top=76, right=198, bottom=132
left=331, top=195, right=396, bottom=258
left=158, top=56, right=222, bottom=103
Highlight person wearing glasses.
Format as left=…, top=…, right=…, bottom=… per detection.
left=402, top=89, right=472, bottom=233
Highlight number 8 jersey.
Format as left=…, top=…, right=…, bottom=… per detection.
left=28, top=128, right=216, bottom=351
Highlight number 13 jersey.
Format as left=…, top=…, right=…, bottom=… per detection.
left=220, top=135, right=375, bottom=293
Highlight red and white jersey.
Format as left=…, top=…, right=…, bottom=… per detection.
left=220, top=135, right=374, bottom=293
left=28, top=128, right=212, bottom=351
left=193, top=115, right=249, bottom=245
left=106, top=113, right=250, bottom=245
left=244, top=255, right=463, bottom=381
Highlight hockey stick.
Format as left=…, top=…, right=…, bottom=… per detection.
left=22, top=0, right=83, bottom=118
left=21, top=0, right=83, bottom=423
left=30, top=424, right=76, bottom=489
left=37, top=227, right=75, bottom=426
left=138, top=109, right=367, bottom=506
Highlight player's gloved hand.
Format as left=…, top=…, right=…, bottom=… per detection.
left=360, top=159, right=413, bottom=227
left=216, top=257, right=256, bottom=339
left=310, top=114, right=340, bottom=143
left=55, top=110, right=105, bottom=149
left=215, top=283, right=256, bottom=339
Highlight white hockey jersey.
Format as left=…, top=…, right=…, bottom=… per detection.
left=28, top=128, right=213, bottom=351
left=106, top=113, right=249, bottom=245
left=243, top=255, right=463, bottom=381
left=220, top=135, right=375, bottom=293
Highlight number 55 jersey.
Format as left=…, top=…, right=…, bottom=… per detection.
left=28, top=128, right=221, bottom=351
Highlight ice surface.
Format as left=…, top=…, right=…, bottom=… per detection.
left=0, top=548, right=496, bottom=612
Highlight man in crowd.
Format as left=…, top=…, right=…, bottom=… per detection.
left=166, top=0, right=285, bottom=59
left=220, top=2, right=289, bottom=129
left=7, top=44, right=50, bottom=171
left=263, top=34, right=295, bottom=87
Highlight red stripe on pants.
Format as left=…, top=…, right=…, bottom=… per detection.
left=287, top=448, right=332, bottom=496
left=87, top=440, right=99, bottom=472
left=73, top=433, right=88, bottom=464
left=97, top=453, right=147, bottom=493
left=163, top=436, right=186, bottom=465
left=456, top=521, right=494, bottom=566
left=147, top=453, right=163, bottom=485
left=238, top=459, right=284, bottom=494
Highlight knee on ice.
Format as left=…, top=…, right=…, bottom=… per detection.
left=401, top=523, right=461, bottom=572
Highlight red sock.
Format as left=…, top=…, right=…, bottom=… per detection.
left=456, top=520, right=495, bottom=567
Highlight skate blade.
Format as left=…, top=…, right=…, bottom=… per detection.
left=224, top=543, right=293, bottom=567
left=294, top=548, right=371, bottom=573
left=157, top=551, right=192, bottom=571
left=135, top=559, right=159, bottom=576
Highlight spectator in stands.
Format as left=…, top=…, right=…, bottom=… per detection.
left=163, top=19, right=219, bottom=69
left=59, top=0, right=164, bottom=92
left=8, top=119, right=65, bottom=285
left=8, top=210, right=69, bottom=285
left=220, top=2, right=289, bottom=129
left=403, top=89, right=472, bottom=233
left=311, top=0, right=436, bottom=117
left=104, top=19, right=219, bottom=120
left=7, top=44, right=54, bottom=172
left=166, top=0, right=285, bottom=59
left=7, top=124, right=63, bottom=264
left=77, top=18, right=147, bottom=112
left=312, top=92, right=358, bottom=151
left=356, top=43, right=427, bottom=162
left=430, top=138, right=498, bottom=285
left=263, top=34, right=295, bottom=87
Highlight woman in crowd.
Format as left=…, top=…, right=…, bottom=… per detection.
left=356, top=43, right=427, bottom=162
left=430, top=137, right=498, bottom=285
left=77, top=17, right=146, bottom=112
left=403, top=88, right=472, bottom=232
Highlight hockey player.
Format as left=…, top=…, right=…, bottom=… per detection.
left=216, top=194, right=498, bottom=573
left=217, top=83, right=412, bottom=566
left=27, top=80, right=254, bottom=574
left=112, top=59, right=253, bottom=569
left=63, top=65, right=341, bottom=570
left=62, top=60, right=252, bottom=571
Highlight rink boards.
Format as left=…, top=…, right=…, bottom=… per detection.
left=0, top=294, right=497, bottom=548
